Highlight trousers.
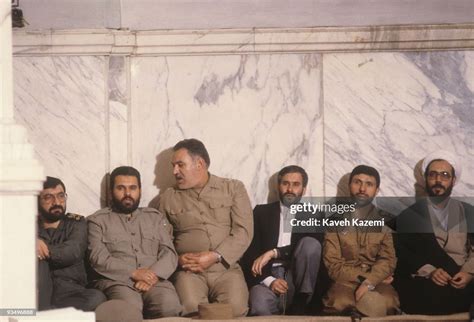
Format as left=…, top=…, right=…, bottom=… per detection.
left=37, top=260, right=106, bottom=311
left=249, top=237, right=322, bottom=316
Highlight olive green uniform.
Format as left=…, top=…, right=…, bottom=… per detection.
left=88, top=207, right=181, bottom=318
left=159, top=174, right=253, bottom=316
left=323, top=205, right=399, bottom=315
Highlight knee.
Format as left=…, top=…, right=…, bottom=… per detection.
left=249, top=288, right=272, bottom=316
left=333, top=294, right=354, bottom=312
left=385, top=294, right=400, bottom=314
left=224, top=289, right=248, bottom=317
left=229, top=297, right=249, bottom=317
left=156, top=293, right=182, bottom=317
left=296, top=237, right=322, bottom=259
left=324, top=287, right=354, bottom=313
left=95, top=300, right=142, bottom=322
left=82, top=289, right=107, bottom=311
left=180, top=296, right=201, bottom=316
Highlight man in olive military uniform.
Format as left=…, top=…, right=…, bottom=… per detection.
left=88, top=166, right=181, bottom=319
left=158, top=139, right=253, bottom=317
left=37, top=176, right=106, bottom=311
left=323, top=165, right=399, bottom=317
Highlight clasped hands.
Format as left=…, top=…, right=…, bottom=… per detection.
left=430, top=268, right=472, bottom=289
left=179, top=251, right=219, bottom=273
left=131, top=268, right=158, bottom=292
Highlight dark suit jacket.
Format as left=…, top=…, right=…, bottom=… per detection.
left=394, top=198, right=474, bottom=278
left=241, top=201, right=324, bottom=287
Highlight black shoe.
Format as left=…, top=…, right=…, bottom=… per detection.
left=289, top=293, right=310, bottom=315
left=469, top=302, right=474, bottom=322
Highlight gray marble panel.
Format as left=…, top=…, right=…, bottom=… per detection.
left=324, top=51, right=473, bottom=198
left=130, top=54, right=323, bottom=207
left=108, top=56, right=129, bottom=170
left=13, top=56, right=107, bottom=215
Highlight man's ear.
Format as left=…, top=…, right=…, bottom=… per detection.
left=452, top=176, right=457, bottom=186
left=302, top=186, right=307, bottom=196
left=196, top=157, right=206, bottom=169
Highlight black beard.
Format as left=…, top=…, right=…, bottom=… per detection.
left=39, top=205, right=66, bottom=223
left=280, top=192, right=303, bottom=207
left=352, top=195, right=374, bottom=208
left=426, top=182, right=453, bottom=205
left=111, top=195, right=140, bottom=214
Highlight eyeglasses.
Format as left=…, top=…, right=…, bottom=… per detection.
left=40, top=192, right=67, bottom=203
left=427, top=171, right=452, bottom=181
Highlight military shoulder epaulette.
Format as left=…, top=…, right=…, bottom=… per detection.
left=90, top=207, right=113, bottom=217
left=142, top=207, right=160, bottom=214
left=66, top=213, right=84, bottom=221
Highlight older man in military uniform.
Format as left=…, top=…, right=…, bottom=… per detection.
left=323, top=165, right=399, bottom=317
left=88, top=166, right=181, bottom=319
left=37, top=176, right=106, bottom=311
left=159, top=139, right=253, bottom=317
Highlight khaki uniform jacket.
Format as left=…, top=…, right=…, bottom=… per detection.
left=88, top=207, right=177, bottom=290
left=159, top=174, right=253, bottom=270
left=323, top=205, right=396, bottom=286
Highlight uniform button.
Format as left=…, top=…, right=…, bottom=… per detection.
left=131, top=232, right=136, bottom=236
left=138, top=264, right=141, bottom=267
left=134, top=248, right=139, bottom=252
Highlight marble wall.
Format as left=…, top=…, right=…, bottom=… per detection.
left=13, top=51, right=473, bottom=215
left=324, top=51, right=474, bottom=198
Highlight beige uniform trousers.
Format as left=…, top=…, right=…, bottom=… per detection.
left=173, top=265, right=249, bottom=317
left=104, top=280, right=181, bottom=318
left=323, top=281, right=399, bottom=315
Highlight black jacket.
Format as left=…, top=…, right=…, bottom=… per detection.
left=38, top=213, right=88, bottom=285
left=241, top=201, right=323, bottom=287
left=394, top=198, right=474, bottom=278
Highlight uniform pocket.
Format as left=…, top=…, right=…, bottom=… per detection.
left=141, top=228, right=160, bottom=255
left=209, top=198, right=233, bottom=223
left=102, top=234, right=130, bottom=255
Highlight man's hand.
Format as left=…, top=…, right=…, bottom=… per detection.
left=131, top=268, right=158, bottom=286
left=134, top=281, right=152, bottom=292
left=450, top=271, right=473, bottom=289
left=37, top=239, right=50, bottom=260
left=430, top=268, right=452, bottom=286
left=270, top=278, right=288, bottom=295
left=178, top=253, right=195, bottom=268
left=252, top=250, right=275, bottom=276
left=180, top=252, right=219, bottom=273
left=355, top=283, right=370, bottom=302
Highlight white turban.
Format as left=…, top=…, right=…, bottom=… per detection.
left=422, top=150, right=461, bottom=182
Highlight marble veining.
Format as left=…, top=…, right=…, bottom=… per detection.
left=108, top=56, right=129, bottom=171
left=324, top=51, right=473, bottom=198
left=131, top=54, right=323, bottom=207
left=11, top=50, right=473, bottom=217
left=13, top=56, right=107, bottom=215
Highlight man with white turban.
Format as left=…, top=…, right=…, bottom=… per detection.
left=394, top=151, right=474, bottom=315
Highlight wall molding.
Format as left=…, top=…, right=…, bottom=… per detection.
left=13, top=23, right=474, bottom=56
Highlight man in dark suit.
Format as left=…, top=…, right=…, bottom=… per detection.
left=394, top=151, right=474, bottom=315
left=241, top=165, right=323, bottom=316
